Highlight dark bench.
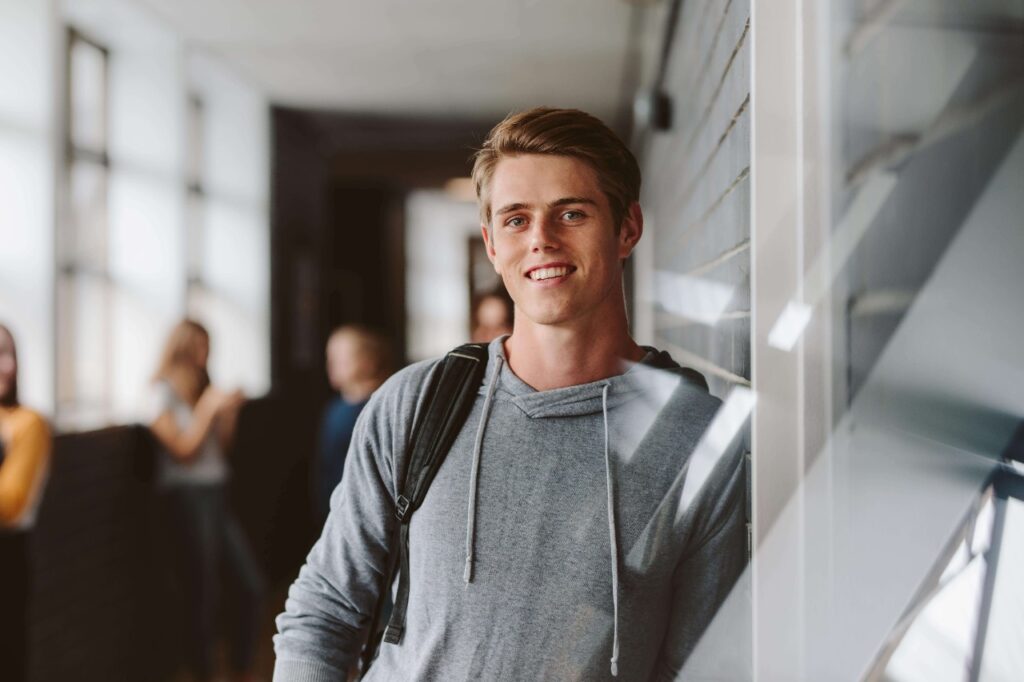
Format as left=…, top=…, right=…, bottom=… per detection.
left=27, top=396, right=319, bottom=681
left=30, top=425, right=165, bottom=681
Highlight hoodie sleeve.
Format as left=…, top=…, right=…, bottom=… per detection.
left=273, top=361, right=436, bottom=681
left=654, top=444, right=748, bottom=680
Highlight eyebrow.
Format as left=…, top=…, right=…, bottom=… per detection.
left=551, top=196, right=597, bottom=209
left=493, top=196, right=598, bottom=216
left=494, top=202, right=527, bottom=217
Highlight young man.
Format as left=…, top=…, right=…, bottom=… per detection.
left=274, top=108, right=746, bottom=681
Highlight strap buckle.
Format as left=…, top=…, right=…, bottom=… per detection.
left=383, top=623, right=403, bottom=644
left=395, top=495, right=411, bottom=522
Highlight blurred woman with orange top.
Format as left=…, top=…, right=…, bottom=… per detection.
left=0, top=323, right=52, bottom=682
left=149, top=319, right=264, bottom=682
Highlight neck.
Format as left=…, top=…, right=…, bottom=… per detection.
left=503, top=317, right=643, bottom=391
left=340, top=379, right=380, bottom=403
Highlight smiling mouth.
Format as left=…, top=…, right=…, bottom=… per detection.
left=527, top=265, right=576, bottom=281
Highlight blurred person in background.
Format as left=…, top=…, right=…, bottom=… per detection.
left=470, top=286, right=514, bottom=343
left=149, top=319, right=265, bottom=682
left=0, top=323, right=52, bottom=682
left=313, top=325, right=395, bottom=529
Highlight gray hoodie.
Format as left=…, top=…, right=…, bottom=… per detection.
left=274, top=338, right=746, bottom=681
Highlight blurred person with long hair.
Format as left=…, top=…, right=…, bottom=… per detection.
left=0, top=323, right=52, bottom=682
left=149, top=319, right=264, bottom=682
left=314, top=325, right=395, bottom=529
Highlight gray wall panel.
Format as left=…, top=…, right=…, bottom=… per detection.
left=640, top=0, right=751, bottom=396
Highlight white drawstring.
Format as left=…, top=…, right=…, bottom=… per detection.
left=464, top=355, right=503, bottom=583
left=602, top=383, right=620, bottom=677
left=464, top=363, right=621, bottom=676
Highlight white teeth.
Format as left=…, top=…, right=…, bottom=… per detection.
left=529, top=266, right=570, bottom=281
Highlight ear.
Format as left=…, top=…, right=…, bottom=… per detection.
left=481, top=223, right=499, bottom=272
left=618, top=202, right=644, bottom=260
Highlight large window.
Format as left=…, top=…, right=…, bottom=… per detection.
left=7, top=4, right=268, bottom=424
left=57, top=30, right=110, bottom=427
left=180, top=69, right=271, bottom=395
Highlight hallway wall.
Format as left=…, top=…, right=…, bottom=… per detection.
left=636, top=0, right=752, bottom=401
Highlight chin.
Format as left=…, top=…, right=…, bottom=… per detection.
left=518, top=305, right=574, bottom=327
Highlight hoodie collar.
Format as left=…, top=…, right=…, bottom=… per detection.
left=482, top=336, right=688, bottom=418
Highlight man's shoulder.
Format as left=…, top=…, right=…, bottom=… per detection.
left=377, top=343, right=492, bottom=399
left=364, top=355, right=450, bottom=426
left=378, top=355, right=446, bottom=397
left=355, top=352, right=475, bottom=470
left=635, top=346, right=719, bottom=409
left=676, top=366, right=711, bottom=394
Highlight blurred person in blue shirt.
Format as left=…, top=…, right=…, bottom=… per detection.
left=314, top=325, right=395, bottom=528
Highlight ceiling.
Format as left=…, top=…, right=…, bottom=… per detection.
left=138, top=0, right=668, bottom=121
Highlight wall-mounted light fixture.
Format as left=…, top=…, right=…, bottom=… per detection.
left=634, top=90, right=673, bottom=131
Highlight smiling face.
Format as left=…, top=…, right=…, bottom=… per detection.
left=481, top=154, right=642, bottom=333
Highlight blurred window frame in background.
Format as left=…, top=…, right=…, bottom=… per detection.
left=185, top=93, right=206, bottom=314
left=56, top=28, right=111, bottom=430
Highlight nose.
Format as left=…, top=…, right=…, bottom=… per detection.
left=529, top=215, right=558, bottom=253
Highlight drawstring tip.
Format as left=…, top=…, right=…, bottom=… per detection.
left=463, top=556, right=473, bottom=584
left=610, top=659, right=618, bottom=677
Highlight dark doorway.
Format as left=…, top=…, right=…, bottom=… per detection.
left=254, top=108, right=493, bottom=585
left=270, top=108, right=492, bottom=399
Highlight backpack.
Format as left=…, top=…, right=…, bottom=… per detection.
left=360, top=342, right=489, bottom=673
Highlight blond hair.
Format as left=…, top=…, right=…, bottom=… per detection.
left=471, top=107, right=641, bottom=230
left=153, top=319, right=210, bottom=406
left=327, top=325, right=395, bottom=383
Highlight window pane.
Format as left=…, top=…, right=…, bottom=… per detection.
left=57, top=272, right=110, bottom=424
left=186, top=191, right=204, bottom=278
left=186, top=95, right=203, bottom=186
left=979, top=496, right=1024, bottom=680
left=67, top=159, right=108, bottom=270
left=882, top=546, right=987, bottom=681
left=69, top=36, right=106, bottom=152
left=836, top=0, right=1024, bottom=405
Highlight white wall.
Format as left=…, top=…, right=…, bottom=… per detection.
left=0, top=0, right=58, bottom=414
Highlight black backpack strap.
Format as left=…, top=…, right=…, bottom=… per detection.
left=360, top=342, right=489, bottom=672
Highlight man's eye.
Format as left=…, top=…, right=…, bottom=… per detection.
left=562, top=210, right=585, bottom=221
left=506, top=216, right=526, bottom=228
